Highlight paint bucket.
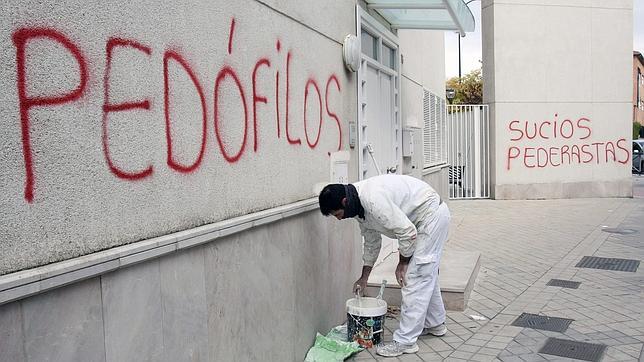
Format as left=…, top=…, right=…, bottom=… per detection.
left=346, top=297, right=387, bottom=348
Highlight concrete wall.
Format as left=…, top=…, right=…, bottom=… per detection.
left=483, top=0, right=633, bottom=199
left=398, top=29, right=450, bottom=199
left=0, top=0, right=364, bottom=359
left=0, top=0, right=355, bottom=274
left=0, top=211, right=359, bottom=361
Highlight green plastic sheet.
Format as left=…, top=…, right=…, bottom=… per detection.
left=304, top=328, right=363, bottom=362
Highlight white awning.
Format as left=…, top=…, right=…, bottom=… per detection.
left=364, top=0, right=475, bottom=35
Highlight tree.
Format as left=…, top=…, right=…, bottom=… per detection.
left=446, top=68, right=483, bottom=105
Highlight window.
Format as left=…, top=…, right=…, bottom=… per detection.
left=638, top=70, right=642, bottom=106
left=381, top=43, right=396, bottom=70
left=361, top=30, right=378, bottom=60
left=423, top=90, right=448, bottom=168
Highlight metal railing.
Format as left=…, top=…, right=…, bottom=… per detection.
left=447, top=104, right=490, bottom=199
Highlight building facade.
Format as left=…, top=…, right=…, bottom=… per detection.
left=0, top=1, right=458, bottom=360
left=634, top=51, right=644, bottom=131
left=483, top=0, right=633, bottom=199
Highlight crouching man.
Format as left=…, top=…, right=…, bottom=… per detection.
left=318, top=174, right=451, bottom=357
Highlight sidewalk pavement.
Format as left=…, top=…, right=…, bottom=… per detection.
left=349, top=178, right=644, bottom=361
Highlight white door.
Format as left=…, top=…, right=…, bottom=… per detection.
left=357, top=8, right=401, bottom=266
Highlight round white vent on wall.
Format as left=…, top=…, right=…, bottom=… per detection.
left=343, top=34, right=361, bottom=72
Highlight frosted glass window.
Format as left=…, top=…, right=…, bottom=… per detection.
left=382, top=44, right=396, bottom=70
left=361, top=30, right=378, bottom=60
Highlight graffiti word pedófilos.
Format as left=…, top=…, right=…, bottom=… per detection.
left=11, top=21, right=343, bottom=203
left=506, top=116, right=629, bottom=170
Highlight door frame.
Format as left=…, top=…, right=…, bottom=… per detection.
left=356, top=6, right=402, bottom=181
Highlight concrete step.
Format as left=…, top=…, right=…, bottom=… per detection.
left=365, top=248, right=480, bottom=311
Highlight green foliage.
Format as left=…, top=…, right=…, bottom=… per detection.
left=446, top=68, right=483, bottom=105
left=634, top=122, right=642, bottom=140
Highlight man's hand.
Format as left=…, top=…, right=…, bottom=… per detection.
left=353, top=265, right=373, bottom=296
left=396, top=255, right=411, bottom=287
left=353, top=277, right=367, bottom=296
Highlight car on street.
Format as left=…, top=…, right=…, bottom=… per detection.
left=634, top=139, right=644, bottom=174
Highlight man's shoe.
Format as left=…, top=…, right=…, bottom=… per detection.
left=421, top=323, right=447, bottom=337
left=376, top=341, right=419, bottom=357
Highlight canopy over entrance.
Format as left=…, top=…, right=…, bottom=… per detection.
left=364, top=0, right=475, bottom=35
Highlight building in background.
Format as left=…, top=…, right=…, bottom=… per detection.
left=483, top=0, right=633, bottom=199
left=634, top=51, right=644, bottom=136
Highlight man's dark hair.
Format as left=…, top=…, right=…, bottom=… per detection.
left=318, top=184, right=346, bottom=215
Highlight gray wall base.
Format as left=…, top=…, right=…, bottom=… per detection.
left=0, top=211, right=360, bottom=361
left=494, top=179, right=632, bottom=200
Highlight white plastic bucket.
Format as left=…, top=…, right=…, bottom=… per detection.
left=346, top=297, right=387, bottom=348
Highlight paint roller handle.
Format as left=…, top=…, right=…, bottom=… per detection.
left=376, top=279, right=387, bottom=299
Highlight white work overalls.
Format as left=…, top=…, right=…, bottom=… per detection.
left=353, top=174, right=451, bottom=345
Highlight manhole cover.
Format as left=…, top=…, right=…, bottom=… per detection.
left=575, top=256, right=640, bottom=272
left=601, top=228, right=638, bottom=235
left=538, top=338, right=606, bottom=361
left=511, top=313, right=573, bottom=332
left=546, top=279, right=581, bottom=289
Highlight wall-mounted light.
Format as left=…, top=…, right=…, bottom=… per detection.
left=343, top=34, right=361, bottom=72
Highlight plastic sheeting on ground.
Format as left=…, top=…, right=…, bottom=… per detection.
left=304, top=325, right=363, bottom=362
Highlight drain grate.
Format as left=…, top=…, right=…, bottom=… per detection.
left=601, top=227, right=638, bottom=235
left=538, top=338, right=606, bottom=361
left=575, top=256, right=640, bottom=272
left=546, top=279, right=581, bottom=289
left=511, top=313, right=573, bottom=332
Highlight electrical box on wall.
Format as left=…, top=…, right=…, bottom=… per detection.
left=349, top=122, right=357, bottom=148
left=402, top=128, right=415, bottom=157
left=330, top=151, right=350, bottom=184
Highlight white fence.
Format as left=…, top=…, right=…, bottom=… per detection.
left=447, top=105, right=490, bottom=199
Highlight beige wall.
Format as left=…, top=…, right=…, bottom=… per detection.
left=483, top=0, right=633, bottom=199
left=399, top=29, right=449, bottom=192
left=0, top=0, right=356, bottom=274
left=0, top=1, right=363, bottom=359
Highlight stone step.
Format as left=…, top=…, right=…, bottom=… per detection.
left=365, top=248, right=480, bottom=311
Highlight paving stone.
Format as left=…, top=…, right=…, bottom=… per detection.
left=499, top=356, right=525, bottom=362
left=396, top=353, right=424, bottom=361
left=469, top=354, right=497, bottom=362
left=457, top=344, right=481, bottom=353
left=515, top=337, right=540, bottom=347
left=416, top=352, right=443, bottom=361
left=517, top=354, right=549, bottom=362
left=407, top=198, right=644, bottom=362
left=615, top=336, right=641, bottom=344
left=477, top=347, right=502, bottom=356
left=492, top=335, right=515, bottom=343
left=465, top=338, right=489, bottom=347
left=348, top=350, right=376, bottom=361
left=421, top=337, right=453, bottom=352
left=448, top=351, right=474, bottom=359
left=487, top=341, right=511, bottom=349
left=508, top=345, right=533, bottom=355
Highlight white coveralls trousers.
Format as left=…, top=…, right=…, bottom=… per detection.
left=393, top=202, right=451, bottom=345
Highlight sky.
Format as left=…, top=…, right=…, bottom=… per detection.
left=445, top=1, right=644, bottom=80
